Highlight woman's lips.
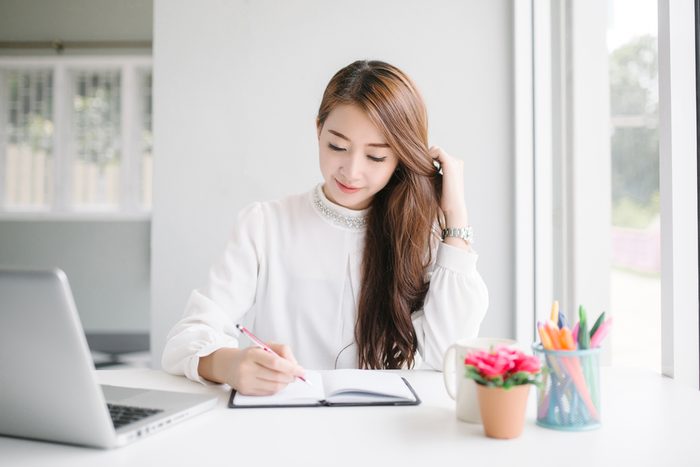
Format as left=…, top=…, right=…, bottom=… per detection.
left=335, top=179, right=360, bottom=194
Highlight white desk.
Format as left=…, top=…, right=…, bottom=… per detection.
left=2, top=367, right=699, bottom=467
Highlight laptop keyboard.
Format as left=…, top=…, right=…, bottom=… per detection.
left=107, top=403, right=163, bottom=429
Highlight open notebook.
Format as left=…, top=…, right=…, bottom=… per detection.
left=228, top=369, right=421, bottom=408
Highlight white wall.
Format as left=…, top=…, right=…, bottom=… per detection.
left=152, top=0, right=515, bottom=367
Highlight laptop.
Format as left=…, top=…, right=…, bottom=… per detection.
left=0, top=267, right=218, bottom=449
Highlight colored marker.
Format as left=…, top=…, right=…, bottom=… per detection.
left=550, top=300, right=560, bottom=323
left=589, top=311, right=606, bottom=339
left=590, top=318, right=612, bottom=348
left=578, top=305, right=590, bottom=350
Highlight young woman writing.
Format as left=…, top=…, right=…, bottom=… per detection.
left=162, top=60, right=489, bottom=395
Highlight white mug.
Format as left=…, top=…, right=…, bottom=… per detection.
left=443, top=337, right=518, bottom=423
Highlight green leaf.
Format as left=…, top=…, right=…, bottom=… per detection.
left=464, top=365, right=489, bottom=386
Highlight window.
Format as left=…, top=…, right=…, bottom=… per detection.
left=2, top=68, right=54, bottom=208
left=607, top=0, right=661, bottom=372
left=519, top=0, right=698, bottom=387
left=72, top=69, right=122, bottom=208
left=0, top=56, right=152, bottom=216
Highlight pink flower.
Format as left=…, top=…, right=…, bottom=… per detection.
left=514, top=354, right=541, bottom=374
left=464, top=345, right=541, bottom=387
left=477, top=355, right=511, bottom=378
left=465, top=348, right=512, bottom=378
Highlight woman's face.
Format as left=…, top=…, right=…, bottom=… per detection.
left=317, top=104, right=399, bottom=210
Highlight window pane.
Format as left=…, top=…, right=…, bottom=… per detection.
left=71, top=69, right=121, bottom=208
left=2, top=69, right=54, bottom=209
left=608, top=0, right=660, bottom=372
left=140, top=70, right=152, bottom=209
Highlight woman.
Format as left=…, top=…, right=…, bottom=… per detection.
left=162, top=60, right=489, bottom=395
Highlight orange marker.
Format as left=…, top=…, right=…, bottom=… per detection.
left=561, top=357, right=599, bottom=420
left=538, top=323, right=554, bottom=350
left=544, top=322, right=562, bottom=350
left=559, top=327, right=576, bottom=350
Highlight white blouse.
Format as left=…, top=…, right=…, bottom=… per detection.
left=162, top=184, right=489, bottom=384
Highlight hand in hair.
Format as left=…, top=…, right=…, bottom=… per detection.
left=429, top=146, right=469, bottom=230
left=197, top=343, right=306, bottom=395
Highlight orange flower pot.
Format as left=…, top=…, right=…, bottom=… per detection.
left=476, top=384, right=530, bottom=439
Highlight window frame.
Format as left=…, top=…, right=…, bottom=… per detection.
left=658, top=0, right=699, bottom=388
left=0, top=55, right=152, bottom=220
left=513, top=0, right=536, bottom=343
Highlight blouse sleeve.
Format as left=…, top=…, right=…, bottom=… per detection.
left=412, top=242, right=489, bottom=370
left=161, top=202, right=264, bottom=384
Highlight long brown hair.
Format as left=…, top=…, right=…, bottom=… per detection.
left=316, top=60, right=443, bottom=369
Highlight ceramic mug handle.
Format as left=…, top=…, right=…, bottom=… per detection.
left=443, top=344, right=459, bottom=400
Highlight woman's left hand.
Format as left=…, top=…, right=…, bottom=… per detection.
left=429, top=146, right=469, bottom=228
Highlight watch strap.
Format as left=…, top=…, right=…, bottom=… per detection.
left=442, top=226, right=474, bottom=244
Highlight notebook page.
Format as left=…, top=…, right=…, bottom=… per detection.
left=233, top=370, right=325, bottom=406
left=321, top=370, right=415, bottom=402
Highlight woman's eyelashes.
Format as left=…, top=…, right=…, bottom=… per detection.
left=327, top=143, right=387, bottom=162
left=367, top=155, right=387, bottom=162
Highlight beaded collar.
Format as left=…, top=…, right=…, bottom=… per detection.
left=311, top=183, right=369, bottom=230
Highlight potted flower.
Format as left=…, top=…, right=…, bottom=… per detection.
left=464, top=345, right=542, bottom=439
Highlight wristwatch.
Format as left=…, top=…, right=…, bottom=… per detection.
left=442, top=226, right=474, bottom=244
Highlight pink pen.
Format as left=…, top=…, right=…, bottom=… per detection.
left=235, top=324, right=311, bottom=385
left=590, top=318, right=613, bottom=348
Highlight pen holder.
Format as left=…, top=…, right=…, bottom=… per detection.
left=532, top=344, right=601, bottom=431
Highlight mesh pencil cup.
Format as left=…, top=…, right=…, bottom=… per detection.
left=532, top=344, right=601, bottom=431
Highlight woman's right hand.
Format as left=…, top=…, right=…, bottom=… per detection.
left=198, top=344, right=306, bottom=396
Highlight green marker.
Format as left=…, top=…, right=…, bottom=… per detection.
left=578, top=305, right=590, bottom=350
left=589, top=311, right=606, bottom=340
